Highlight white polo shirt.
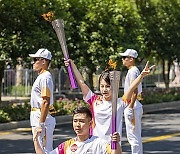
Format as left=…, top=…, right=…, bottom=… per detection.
left=124, top=66, right=142, bottom=94
left=30, top=71, right=55, bottom=126
left=83, top=90, right=128, bottom=142
left=124, top=66, right=142, bottom=109
left=50, top=136, right=111, bottom=154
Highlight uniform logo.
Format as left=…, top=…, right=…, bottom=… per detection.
left=86, top=148, right=93, bottom=153
left=70, top=144, right=78, bottom=152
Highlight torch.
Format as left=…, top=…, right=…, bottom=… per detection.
left=109, top=59, right=121, bottom=149
left=42, top=12, right=77, bottom=89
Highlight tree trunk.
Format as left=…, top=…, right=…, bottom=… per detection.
left=0, top=60, right=5, bottom=103
left=84, top=67, right=94, bottom=91
left=162, top=59, right=170, bottom=89
left=88, top=71, right=94, bottom=91
left=16, top=58, right=23, bottom=86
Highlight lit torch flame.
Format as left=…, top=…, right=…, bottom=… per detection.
left=42, top=11, right=54, bottom=22
left=108, top=59, right=117, bottom=70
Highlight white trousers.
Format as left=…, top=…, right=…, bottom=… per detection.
left=32, top=123, right=55, bottom=153
left=124, top=104, right=143, bottom=154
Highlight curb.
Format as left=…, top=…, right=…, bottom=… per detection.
left=0, top=115, right=72, bottom=131
left=0, top=101, right=180, bottom=131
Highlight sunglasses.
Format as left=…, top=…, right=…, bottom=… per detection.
left=33, top=57, right=44, bottom=62
left=122, top=56, right=132, bottom=59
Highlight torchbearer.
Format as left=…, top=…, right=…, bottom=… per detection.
left=63, top=56, right=154, bottom=153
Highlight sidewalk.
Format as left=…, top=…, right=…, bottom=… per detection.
left=1, top=96, right=30, bottom=102
left=0, top=100, right=180, bottom=131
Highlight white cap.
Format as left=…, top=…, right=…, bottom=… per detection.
left=29, top=48, right=52, bottom=60
left=119, top=49, right=138, bottom=58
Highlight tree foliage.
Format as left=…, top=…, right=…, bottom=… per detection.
left=0, top=0, right=179, bottom=91
left=0, top=0, right=71, bottom=67
left=64, top=0, right=146, bottom=88
left=138, top=0, right=180, bottom=88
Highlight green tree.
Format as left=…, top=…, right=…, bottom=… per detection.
left=0, top=0, right=72, bottom=101
left=138, top=0, right=180, bottom=89
left=66, top=0, right=146, bottom=89
left=0, top=0, right=73, bottom=67
left=0, top=0, right=147, bottom=94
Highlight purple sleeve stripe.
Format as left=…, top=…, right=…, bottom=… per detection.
left=58, top=142, right=65, bottom=154
left=87, top=94, right=97, bottom=105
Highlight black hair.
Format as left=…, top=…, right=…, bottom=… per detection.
left=47, top=60, right=51, bottom=66
left=44, top=59, right=51, bottom=66
left=73, top=106, right=92, bottom=120
left=98, top=71, right=110, bottom=89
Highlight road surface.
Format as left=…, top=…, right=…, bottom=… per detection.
left=0, top=107, right=180, bottom=154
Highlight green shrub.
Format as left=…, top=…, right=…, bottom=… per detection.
left=0, top=110, right=11, bottom=122
left=0, top=102, right=30, bottom=123
left=0, top=97, right=88, bottom=123
left=142, top=92, right=180, bottom=104
left=54, top=97, right=88, bottom=116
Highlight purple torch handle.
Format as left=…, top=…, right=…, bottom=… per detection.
left=111, top=113, right=117, bottom=149
left=64, top=55, right=77, bottom=89
left=67, top=63, right=78, bottom=89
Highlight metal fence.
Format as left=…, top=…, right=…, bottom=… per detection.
left=1, top=65, right=164, bottom=98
